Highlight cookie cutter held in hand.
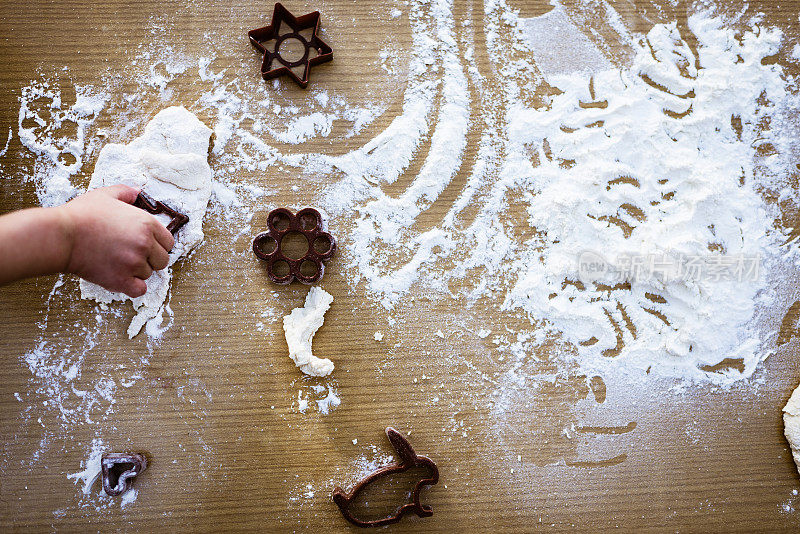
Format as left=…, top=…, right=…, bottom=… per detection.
left=101, top=452, right=148, bottom=497
left=252, top=207, right=336, bottom=284
left=332, top=427, right=439, bottom=527
left=248, top=2, right=333, bottom=88
left=133, top=191, right=189, bottom=235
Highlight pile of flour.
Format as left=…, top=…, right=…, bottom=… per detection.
left=302, top=1, right=799, bottom=384
left=501, top=16, right=789, bottom=381
left=79, top=106, right=213, bottom=338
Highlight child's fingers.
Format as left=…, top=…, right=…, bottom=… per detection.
left=133, top=260, right=153, bottom=281
left=150, top=220, right=175, bottom=252
left=120, top=278, right=147, bottom=298
left=148, top=241, right=170, bottom=271
left=102, top=184, right=140, bottom=204
left=128, top=255, right=153, bottom=280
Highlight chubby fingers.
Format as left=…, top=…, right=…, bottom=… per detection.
left=120, top=277, right=147, bottom=298
left=150, top=218, right=175, bottom=252
left=103, top=184, right=140, bottom=204
left=148, top=240, right=170, bottom=271
left=133, top=258, right=154, bottom=281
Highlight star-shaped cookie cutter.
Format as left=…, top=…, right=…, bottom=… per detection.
left=248, top=3, right=333, bottom=88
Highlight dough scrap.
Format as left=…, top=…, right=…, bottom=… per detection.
left=784, top=382, right=800, bottom=475
left=79, top=106, right=213, bottom=338
left=283, top=287, right=334, bottom=377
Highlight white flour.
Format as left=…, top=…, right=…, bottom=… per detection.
left=303, top=1, right=799, bottom=385
left=4, top=0, right=800, bottom=518
left=66, top=438, right=139, bottom=507
left=17, top=80, right=106, bottom=206
left=5, top=0, right=799, bottom=440
left=502, top=16, right=788, bottom=382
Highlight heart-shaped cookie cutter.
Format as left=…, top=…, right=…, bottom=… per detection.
left=252, top=207, right=336, bottom=284
left=101, top=452, right=148, bottom=497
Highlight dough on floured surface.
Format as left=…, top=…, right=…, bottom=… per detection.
left=79, top=106, right=213, bottom=338
left=783, top=382, right=800, bottom=475
left=283, top=287, right=334, bottom=377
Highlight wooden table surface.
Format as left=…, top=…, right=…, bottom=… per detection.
left=1, top=0, right=800, bottom=532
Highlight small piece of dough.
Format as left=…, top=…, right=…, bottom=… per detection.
left=79, top=106, right=213, bottom=338
left=283, top=287, right=334, bottom=377
left=783, top=382, right=800, bottom=475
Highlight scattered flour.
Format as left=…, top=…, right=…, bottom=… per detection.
left=66, top=438, right=104, bottom=495
left=315, top=387, right=341, bottom=415
left=5, top=0, right=800, bottom=523
left=17, top=80, right=106, bottom=206
left=0, top=128, right=12, bottom=157
left=297, top=390, right=309, bottom=413
left=283, top=287, right=335, bottom=377
left=520, top=3, right=612, bottom=75
left=502, top=15, right=788, bottom=382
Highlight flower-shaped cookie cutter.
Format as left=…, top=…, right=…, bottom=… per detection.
left=252, top=207, right=336, bottom=284
left=101, top=452, right=148, bottom=497
left=332, top=427, right=439, bottom=527
left=248, top=3, right=333, bottom=88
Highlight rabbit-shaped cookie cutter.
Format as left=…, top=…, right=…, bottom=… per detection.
left=101, top=452, right=148, bottom=497
left=332, top=427, right=439, bottom=527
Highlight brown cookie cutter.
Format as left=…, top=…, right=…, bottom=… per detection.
left=252, top=207, right=336, bottom=284
left=133, top=191, right=189, bottom=235
left=101, top=452, right=148, bottom=497
left=248, top=2, right=333, bottom=88
left=332, top=427, right=439, bottom=528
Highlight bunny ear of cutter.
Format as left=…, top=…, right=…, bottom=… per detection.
left=386, top=427, right=418, bottom=466
left=332, top=426, right=440, bottom=528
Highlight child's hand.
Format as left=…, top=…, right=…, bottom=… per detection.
left=58, top=185, right=175, bottom=298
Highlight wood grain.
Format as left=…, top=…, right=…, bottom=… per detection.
left=1, top=0, right=800, bottom=532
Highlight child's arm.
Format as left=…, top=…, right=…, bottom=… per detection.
left=0, top=185, right=174, bottom=297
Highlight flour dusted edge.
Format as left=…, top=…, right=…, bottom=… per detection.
left=79, top=106, right=213, bottom=338
left=283, top=287, right=334, bottom=377
left=784, top=383, right=800, bottom=475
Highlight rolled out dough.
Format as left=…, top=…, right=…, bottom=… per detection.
left=79, top=106, right=213, bottom=338
left=283, top=287, right=334, bottom=377
left=783, top=382, right=800, bottom=475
